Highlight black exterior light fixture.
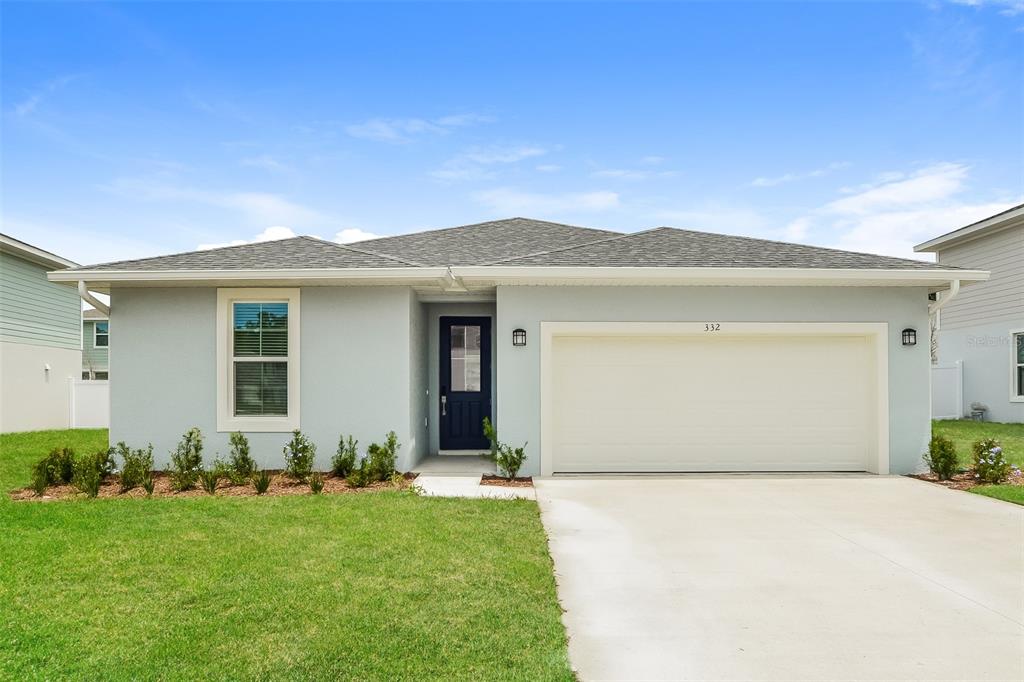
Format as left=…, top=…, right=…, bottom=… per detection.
left=902, top=328, right=917, bottom=347
left=512, top=328, right=527, bottom=347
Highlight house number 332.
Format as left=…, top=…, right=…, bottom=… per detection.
left=704, top=323, right=721, bottom=331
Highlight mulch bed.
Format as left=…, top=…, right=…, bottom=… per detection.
left=908, top=467, right=1024, bottom=491
left=9, top=471, right=416, bottom=502
left=480, top=474, right=533, bottom=488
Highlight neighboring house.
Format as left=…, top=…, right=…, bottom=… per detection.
left=0, top=233, right=81, bottom=432
left=915, top=204, right=1024, bottom=423
left=82, top=308, right=109, bottom=380
left=48, top=218, right=987, bottom=476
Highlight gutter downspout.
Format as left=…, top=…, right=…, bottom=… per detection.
left=78, top=281, right=110, bottom=316
left=928, top=279, right=960, bottom=316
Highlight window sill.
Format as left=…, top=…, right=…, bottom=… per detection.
left=217, top=415, right=299, bottom=433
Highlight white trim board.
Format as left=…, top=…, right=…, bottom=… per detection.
left=539, top=321, right=890, bottom=476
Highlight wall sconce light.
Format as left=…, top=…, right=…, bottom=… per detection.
left=512, top=328, right=527, bottom=347
left=902, top=328, right=917, bottom=347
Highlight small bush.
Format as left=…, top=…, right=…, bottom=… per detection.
left=72, top=456, right=104, bottom=498
left=226, top=432, right=256, bottom=484
left=141, top=474, right=155, bottom=496
left=283, top=430, right=316, bottom=482
left=923, top=435, right=958, bottom=481
left=170, top=427, right=204, bottom=491
left=973, top=438, right=1010, bottom=484
left=366, top=431, right=399, bottom=482
left=482, top=416, right=498, bottom=458
left=482, top=418, right=528, bottom=480
left=33, top=447, right=76, bottom=487
left=332, top=434, right=358, bottom=477
left=30, top=464, right=48, bottom=496
left=116, top=442, right=154, bottom=492
left=199, top=468, right=220, bottom=495
left=309, top=471, right=325, bottom=494
left=252, top=469, right=272, bottom=495
left=346, top=459, right=371, bottom=488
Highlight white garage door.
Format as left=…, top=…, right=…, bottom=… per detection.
left=549, top=331, right=878, bottom=473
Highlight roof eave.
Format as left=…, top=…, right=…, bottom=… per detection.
left=1, top=234, right=78, bottom=269
left=914, top=204, right=1024, bottom=252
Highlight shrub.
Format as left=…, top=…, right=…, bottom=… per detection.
left=973, top=438, right=1010, bottom=484
left=481, top=418, right=528, bottom=480
left=73, top=456, right=104, bottom=498
left=141, top=474, right=155, bottom=496
left=30, top=463, right=48, bottom=496
left=332, top=435, right=359, bottom=477
left=252, top=469, right=272, bottom=495
left=199, top=468, right=220, bottom=495
left=33, top=447, right=77, bottom=487
left=309, top=471, right=325, bottom=494
left=116, top=442, right=154, bottom=492
left=366, top=431, right=399, bottom=482
left=283, top=430, right=316, bottom=482
left=923, top=435, right=958, bottom=481
left=482, top=416, right=498, bottom=458
left=346, top=459, right=371, bottom=488
left=170, top=427, right=204, bottom=491
left=226, top=432, right=256, bottom=484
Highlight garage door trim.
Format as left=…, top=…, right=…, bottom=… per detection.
left=539, top=321, right=890, bottom=476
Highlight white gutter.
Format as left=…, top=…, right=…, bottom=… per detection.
left=78, top=281, right=110, bottom=316
left=928, top=279, right=960, bottom=316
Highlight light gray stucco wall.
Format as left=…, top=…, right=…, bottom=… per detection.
left=424, top=302, right=497, bottom=454
left=937, top=321, right=1024, bottom=423
left=496, top=285, right=932, bottom=476
left=408, top=297, right=429, bottom=465
left=111, top=286, right=420, bottom=471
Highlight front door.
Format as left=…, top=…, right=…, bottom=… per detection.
left=439, top=316, right=492, bottom=450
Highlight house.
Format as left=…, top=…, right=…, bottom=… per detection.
left=47, top=218, right=987, bottom=476
left=915, top=204, right=1024, bottom=423
left=82, top=308, right=109, bottom=380
left=0, top=233, right=82, bottom=432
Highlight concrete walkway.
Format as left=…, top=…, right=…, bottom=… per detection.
left=536, top=476, right=1024, bottom=681
left=414, top=474, right=535, bottom=499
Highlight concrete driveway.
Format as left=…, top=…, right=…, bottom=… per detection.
left=536, top=476, right=1024, bottom=681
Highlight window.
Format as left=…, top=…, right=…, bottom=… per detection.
left=94, top=321, right=109, bottom=347
left=1014, top=331, right=1024, bottom=400
left=217, top=289, right=300, bottom=431
left=450, top=324, right=481, bottom=392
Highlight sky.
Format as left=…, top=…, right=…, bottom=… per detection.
left=2, top=0, right=1022, bottom=267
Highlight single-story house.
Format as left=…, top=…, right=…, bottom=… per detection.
left=82, top=308, right=110, bottom=380
left=1, top=233, right=81, bottom=432
left=915, top=203, right=1023, bottom=423
left=48, top=218, right=988, bottom=476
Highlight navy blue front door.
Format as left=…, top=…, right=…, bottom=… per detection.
left=439, top=316, right=491, bottom=450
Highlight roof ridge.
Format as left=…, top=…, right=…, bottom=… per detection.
left=653, top=226, right=942, bottom=268
left=66, top=235, right=311, bottom=271
left=481, top=227, right=664, bottom=266
left=355, top=216, right=620, bottom=248
left=298, top=235, right=425, bottom=267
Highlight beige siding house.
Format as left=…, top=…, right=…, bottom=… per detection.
left=916, top=204, right=1024, bottom=423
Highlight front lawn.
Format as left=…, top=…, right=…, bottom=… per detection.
left=0, top=430, right=572, bottom=680
left=931, top=420, right=1024, bottom=507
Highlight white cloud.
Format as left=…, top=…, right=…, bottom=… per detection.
left=333, top=228, right=383, bottom=244
left=592, top=168, right=677, bottom=181
left=345, top=112, right=492, bottom=143
left=640, top=156, right=666, bottom=165
left=782, top=162, right=1020, bottom=258
left=240, top=155, right=293, bottom=173
left=473, top=187, right=620, bottom=215
left=947, top=0, right=1024, bottom=16
left=431, top=145, right=547, bottom=182
left=750, top=161, right=850, bottom=187
left=197, top=225, right=297, bottom=251
left=535, top=164, right=561, bottom=173
left=13, top=74, right=79, bottom=117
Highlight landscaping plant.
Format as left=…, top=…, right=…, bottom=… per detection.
left=283, top=430, right=316, bottom=482
left=973, top=437, right=1010, bottom=484
left=332, top=434, right=358, bottom=477
left=346, top=459, right=371, bottom=488
left=32, top=447, right=76, bottom=489
left=169, top=427, right=204, bottom=491
left=116, top=442, right=154, bottom=492
left=30, top=464, right=48, bottom=496
left=481, top=418, right=528, bottom=480
left=141, top=474, right=155, bottom=497
left=199, top=467, right=220, bottom=495
left=366, top=431, right=399, bottom=482
left=252, top=469, right=272, bottom=495
left=309, top=471, right=325, bottom=494
left=227, top=431, right=256, bottom=484
left=923, top=435, right=958, bottom=481
left=72, top=452, right=109, bottom=498
left=482, top=416, right=498, bottom=458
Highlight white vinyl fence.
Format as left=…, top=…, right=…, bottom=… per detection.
left=931, top=361, right=962, bottom=420
left=68, top=379, right=110, bottom=428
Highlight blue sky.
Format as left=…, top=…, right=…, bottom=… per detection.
left=3, top=1, right=1022, bottom=266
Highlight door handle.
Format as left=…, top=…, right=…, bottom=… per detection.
left=441, top=395, right=447, bottom=416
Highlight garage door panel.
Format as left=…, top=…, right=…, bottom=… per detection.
left=550, top=334, right=874, bottom=472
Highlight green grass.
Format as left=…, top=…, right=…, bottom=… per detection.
left=931, top=420, right=1024, bottom=507
left=0, top=430, right=572, bottom=680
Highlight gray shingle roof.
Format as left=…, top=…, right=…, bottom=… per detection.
left=487, top=227, right=955, bottom=270
left=354, top=217, right=620, bottom=266
left=67, top=236, right=416, bottom=271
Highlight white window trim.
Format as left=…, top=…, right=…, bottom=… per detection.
left=1011, top=328, right=1024, bottom=403
left=94, top=321, right=109, bottom=348
left=217, top=288, right=300, bottom=432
